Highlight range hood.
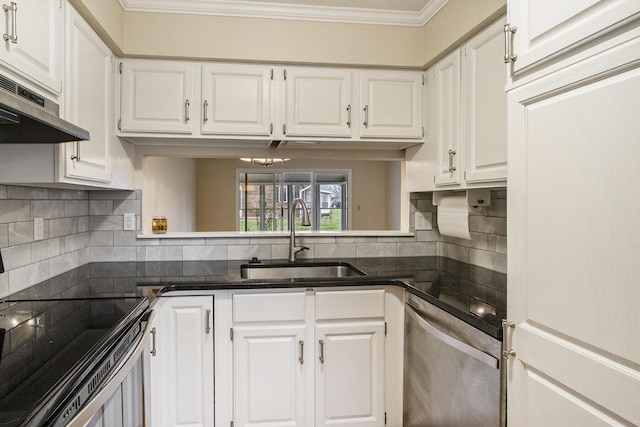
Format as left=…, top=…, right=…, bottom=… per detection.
left=0, top=74, right=89, bottom=143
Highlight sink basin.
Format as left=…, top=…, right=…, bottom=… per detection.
left=240, top=262, right=365, bottom=280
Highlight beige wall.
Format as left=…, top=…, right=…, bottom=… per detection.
left=71, top=0, right=504, bottom=68
left=123, top=13, right=423, bottom=68
left=142, top=157, right=197, bottom=233
left=69, top=0, right=125, bottom=55
left=421, top=0, right=506, bottom=66
left=195, top=158, right=398, bottom=231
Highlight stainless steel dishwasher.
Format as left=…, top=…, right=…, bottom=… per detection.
left=403, top=294, right=504, bottom=426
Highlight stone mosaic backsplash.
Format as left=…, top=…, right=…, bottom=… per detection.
left=0, top=185, right=506, bottom=298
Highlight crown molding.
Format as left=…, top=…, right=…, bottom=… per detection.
left=118, top=0, right=449, bottom=27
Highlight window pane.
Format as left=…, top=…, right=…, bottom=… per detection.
left=239, top=173, right=276, bottom=231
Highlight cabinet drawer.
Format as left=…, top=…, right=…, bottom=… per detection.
left=316, top=289, right=385, bottom=320
left=233, top=292, right=306, bottom=322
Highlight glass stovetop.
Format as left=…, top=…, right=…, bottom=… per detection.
left=0, top=265, right=147, bottom=427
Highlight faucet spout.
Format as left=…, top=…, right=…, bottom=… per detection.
left=289, top=198, right=311, bottom=262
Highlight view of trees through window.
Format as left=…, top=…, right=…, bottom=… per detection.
left=239, top=171, right=349, bottom=232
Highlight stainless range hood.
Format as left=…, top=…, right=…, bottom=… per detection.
left=0, top=74, right=89, bottom=143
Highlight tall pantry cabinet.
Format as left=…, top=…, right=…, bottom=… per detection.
left=505, top=1, right=640, bottom=425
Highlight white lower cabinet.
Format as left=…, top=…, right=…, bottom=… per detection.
left=149, top=296, right=215, bottom=427
left=316, top=322, right=385, bottom=427
left=231, top=288, right=386, bottom=427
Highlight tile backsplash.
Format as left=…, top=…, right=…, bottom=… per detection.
left=0, top=185, right=506, bottom=298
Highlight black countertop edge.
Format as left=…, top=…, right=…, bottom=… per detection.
left=155, top=277, right=503, bottom=341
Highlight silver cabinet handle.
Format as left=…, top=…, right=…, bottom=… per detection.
left=406, top=302, right=499, bottom=369
left=319, top=339, right=325, bottom=364
left=448, top=149, right=457, bottom=172
left=346, top=105, right=351, bottom=128
left=501, top=319, right=516, bottom=360
left=203, top=100, right=208, bottom=123
left=205, top=309, right=211, bottom=334
left=150, top=327, right=157, bottom=356
left=184, top=99, right=190, bottom=123
left=70, top=141, right=81, bottom=162
left=299, top=340, right=304, bottom=365
left=3, top=2, right=17, bottom=43
left=362, top=105, right=369, bottom=128
left=503, top=24, right=517, bottom=64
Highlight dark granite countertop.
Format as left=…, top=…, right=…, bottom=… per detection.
left=4, top=257, right=506, bottom=340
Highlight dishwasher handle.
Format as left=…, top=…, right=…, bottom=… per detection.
left=405, top=302, right=499, bottom=369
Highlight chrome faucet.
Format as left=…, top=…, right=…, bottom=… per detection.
left=289, top=198, right=311, bottom=262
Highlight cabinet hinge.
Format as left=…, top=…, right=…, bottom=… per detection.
left=118, top=119, right=122, bottom=131
left=422, top=126, right=425, bottom=138
left=230, top=327, right=234, bottom=341
left=384, top=322, right=387, bottom=336
left=422, top=74, right=425, bottom=85
left=270, top=123, right=273, bottom=135
left=119, top=62, right=123, bottom=74
left=283, top=123, right=287, bottom=135
left=385, top=412, right=387, bottom=425
left=270, top=69, right=274, bottom=80
left=283, top=69, right=287, bottom=80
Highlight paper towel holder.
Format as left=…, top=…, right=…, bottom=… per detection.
left=432, top=189, right=491, bottom=209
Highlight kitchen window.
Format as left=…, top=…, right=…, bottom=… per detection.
left=238, top=170, right=350, bottom=232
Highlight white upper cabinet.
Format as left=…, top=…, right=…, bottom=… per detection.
left=359, top=70, right=424, bottom=139
left=0, top=0, right=62, bottom=95
left=201, top=64, right=273, bottom=136
left=117, top=59, right=424, bottom=146
left=119, top=59, right=196, bottom=134
left=462, top=18, right=508, bottom=184
left=406, top=17, right=507, bottom=192
left=430, top=50, right=462, bottom=187
left=63, top=5, right=112, bottom=183
left=506, top=0, right=640, bottom=77
left=283, top=67, right=353, bottom=138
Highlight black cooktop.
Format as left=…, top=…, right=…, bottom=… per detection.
left=0, top=265, right=147, bottom=427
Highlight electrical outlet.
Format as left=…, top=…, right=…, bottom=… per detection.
left=124, top=213, right=136, bottom=231
left=34, top=217, right=44, bottom=241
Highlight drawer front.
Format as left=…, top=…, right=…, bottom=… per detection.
left=316, top=289, right=385, bottom=320
left=233, top=292, right=306, bottom=322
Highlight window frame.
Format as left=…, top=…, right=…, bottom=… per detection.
left=236, top=168, right=352, bottom=232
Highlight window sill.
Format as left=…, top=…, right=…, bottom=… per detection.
left=136, top=230, right=414, bottom=239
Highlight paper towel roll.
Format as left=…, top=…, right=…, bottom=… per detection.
left=437, top=195, right=471, bottom=240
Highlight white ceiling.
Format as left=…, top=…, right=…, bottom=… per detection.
left=119, top=0, right=449, bottom=26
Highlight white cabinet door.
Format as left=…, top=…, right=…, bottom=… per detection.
left=462, top=17, right=507, bottom=184
left=284, top=67, right=353, bottom=137
left=508, top=0, right=640, bottom=75
left=507, top=35, right=640, bottom=425
left=316, top=322, right=385, bottom=427
left=63, top=5, right=111, bottom=183
left=201, top=64, right=273, bottom=136
left=0, top=0, right=61, bottom=94
left=359, top=70, right=423, bottom=139
left=430, top=51, right=462, bottom=186
left=120, top=59, right=196, bottom=133
left=152, top=296, right=214, bottom=427
left=233, top=325, right=307, bottom=427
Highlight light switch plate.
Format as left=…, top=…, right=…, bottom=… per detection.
left=34, top=217, right=44, bottom=241
left=124, top=213, right=135, bottom=231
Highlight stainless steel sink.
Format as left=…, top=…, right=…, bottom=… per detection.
left=240, top=262, right=365, bottom=280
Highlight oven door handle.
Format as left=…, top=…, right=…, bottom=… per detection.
left=66, top=309, right=154, bottom=426
left=405, top=302, right=499, bottom=369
